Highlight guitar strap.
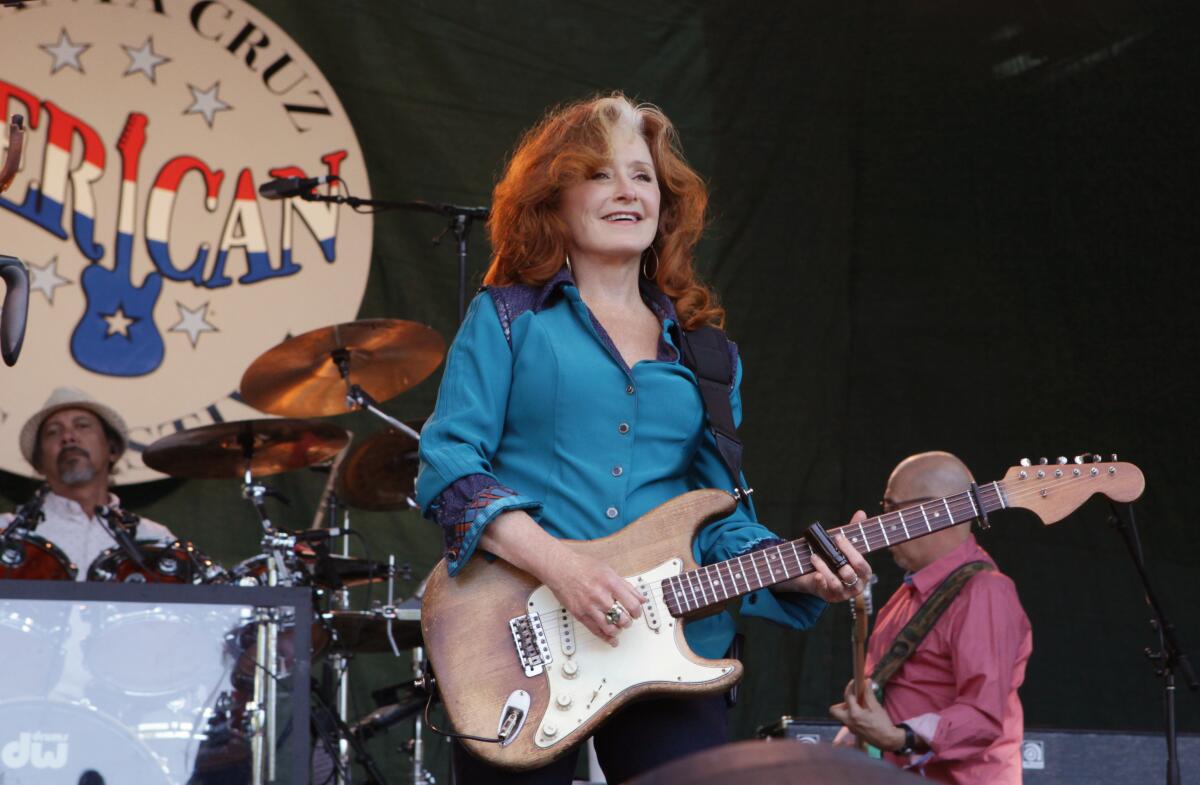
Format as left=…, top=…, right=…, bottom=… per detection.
left=871, top=560, right=992, bottom=693
left=676, top=324, right=748, bottom=497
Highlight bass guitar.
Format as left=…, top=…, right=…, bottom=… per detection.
left=421, top=456, right=1144, bottom=770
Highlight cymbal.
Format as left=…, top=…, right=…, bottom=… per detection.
left=239, top=319, right=446, bottom=417
left=325, top=604, right=422, bottom=652
left=337, top=425, right=423, bottom=511
left=143, top=418, right=350, bottom=479
left=304, top=553, right=394, bottom=588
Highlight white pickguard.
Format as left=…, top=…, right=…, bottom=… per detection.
left=526, top=558, right=734, bottom=749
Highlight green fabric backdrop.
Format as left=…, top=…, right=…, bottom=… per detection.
left=3, top=1, right=1197, bottom=780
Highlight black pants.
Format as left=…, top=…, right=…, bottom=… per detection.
left=451, top=694, right=728, bottom=784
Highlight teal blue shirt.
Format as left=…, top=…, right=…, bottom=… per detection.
left=416, top=275, right=824, bottom=658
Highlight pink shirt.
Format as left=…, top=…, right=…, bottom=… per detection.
left=867, top=535, right=1032, bottom=784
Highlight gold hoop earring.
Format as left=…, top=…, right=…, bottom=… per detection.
left=564, top=254, right=573, bottom=275
left=642, top=247, right=660, bottom=279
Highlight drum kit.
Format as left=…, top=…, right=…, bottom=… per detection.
left=0, top=316, right=449, bottom=785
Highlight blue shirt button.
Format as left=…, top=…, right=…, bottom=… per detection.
left=625, top=384, right=635, bottom=395
left=618, top=422, right=630, bottom=434
left=605, top=506, right=619, bottom=519
left=611, top=466, right=623, bottom=477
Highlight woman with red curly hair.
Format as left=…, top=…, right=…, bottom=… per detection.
left=417, top=93, right=870, bottom=783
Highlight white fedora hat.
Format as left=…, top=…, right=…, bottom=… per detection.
left=19, top=387, right=129, bottom=468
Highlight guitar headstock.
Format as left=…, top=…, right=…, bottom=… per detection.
left=1002, top=454, right=1144, bottom=525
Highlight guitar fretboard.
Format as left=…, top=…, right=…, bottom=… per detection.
left=660, top=481, right=1008, bottom=617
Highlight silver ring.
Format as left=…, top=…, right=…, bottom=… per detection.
left=605, top=601, right=624, bottom=625
left=840, top=574, right=860, bottom=588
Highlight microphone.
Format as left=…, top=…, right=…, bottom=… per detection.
left=0, top=256, right=30, bottom=366
left=258, top=175, right=336, bottom=200
left=293, top=527, right=347, bottom=542
left=350, top=696, right=425, bottom=740
left=96, top=504, right=149, bottom=570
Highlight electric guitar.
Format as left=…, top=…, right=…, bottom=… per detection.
left=421, top=457, right=1144, bottom=770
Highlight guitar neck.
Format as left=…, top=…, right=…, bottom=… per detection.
left=661, top=481, right=1008, bottom=617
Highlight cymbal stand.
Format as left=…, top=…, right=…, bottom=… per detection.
left=238, top=443, right=289, bottom=784
left=331, top=495, right=354, bottom=785
left=331, top=348, right=422, bottom=442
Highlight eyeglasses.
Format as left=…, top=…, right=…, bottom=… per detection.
left=879, top=496, right=936, bottom=514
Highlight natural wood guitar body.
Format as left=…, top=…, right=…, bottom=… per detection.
left=421, top=489, right=744, bottom=770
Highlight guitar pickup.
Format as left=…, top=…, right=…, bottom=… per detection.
left=558, top=608, right=576, bottom=656
left=509, top=612, right=553, bottom=677
left=636, top=576, right=660, bottom=632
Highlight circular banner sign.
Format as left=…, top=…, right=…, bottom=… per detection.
left=0, top=0, right=373, bottom=483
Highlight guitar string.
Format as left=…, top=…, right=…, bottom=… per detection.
left=531, top=468, right=1130, bottom=620
left=535, top=471, right=1125, bottom=618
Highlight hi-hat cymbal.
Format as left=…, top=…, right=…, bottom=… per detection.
left=143, top=418, right=350, bottom=479
left=239, top=319, right=446, bottom=418
left=337, top=424, right=423, bottom=511
left=325, top=603, right=422, bottom=653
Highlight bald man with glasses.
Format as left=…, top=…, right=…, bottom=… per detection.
left=830, top=451, right=1033, bottom=785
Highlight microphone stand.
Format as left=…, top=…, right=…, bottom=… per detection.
left=1110, top=501, right=1199, bottom=785
left=299, top=191, right=488, bottom=324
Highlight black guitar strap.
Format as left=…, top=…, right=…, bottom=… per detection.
left=677, top=325, right=750, bottom=499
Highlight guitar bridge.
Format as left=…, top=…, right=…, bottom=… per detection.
left=510, top=612, right=553, bottom=677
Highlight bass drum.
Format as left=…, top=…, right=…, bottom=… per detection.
left=0, top=699, right=173, bottom=784
left=0, top=528, right=77, bottom=580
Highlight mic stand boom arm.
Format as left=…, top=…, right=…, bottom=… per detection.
left=299, top=192, right=488, bottom=325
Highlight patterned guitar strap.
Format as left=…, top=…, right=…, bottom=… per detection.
left=871, top=560, right=993, bottom=701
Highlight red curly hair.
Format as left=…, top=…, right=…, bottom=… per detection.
left=484, top=93, right=724, bottom=330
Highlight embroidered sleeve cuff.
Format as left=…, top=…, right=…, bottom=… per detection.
left=430, top=475, right=541, bottom=576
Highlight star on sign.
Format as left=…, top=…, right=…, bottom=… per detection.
left=40, top=29, right=90, bottom=74
left=169, top=301, right=218, bottom=347
left=123, top=37, right=171, bottom=83
left=185, top=82, right=232, bottom=128
left=29, top=256, right=72, bottom=304
left=103, top=307, right=137, bottom=339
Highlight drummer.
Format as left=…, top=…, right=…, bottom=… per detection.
left=0, top=386, right=175, bottom=579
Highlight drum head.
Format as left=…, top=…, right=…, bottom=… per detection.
left=0, top=700, right=173, bottom=784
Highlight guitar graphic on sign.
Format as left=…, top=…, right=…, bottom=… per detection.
left=70, top=112, right=165, bottom=376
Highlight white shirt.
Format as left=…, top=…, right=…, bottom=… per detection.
left=1, top=489, right=175, bottom=580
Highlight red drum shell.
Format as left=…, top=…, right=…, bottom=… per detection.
left=86, top=539, right=227, bottom=584
left=0, top=529, right=77, bottom=580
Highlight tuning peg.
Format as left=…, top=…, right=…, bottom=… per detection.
left=1093, top=454, right=1102, bottom=463
left=1074, top=455, right=1085, bottom=464
left=1038, top=457, right=1048, bottom=465
left=1019, top=458, right=1031, bottom=467
left=1056, top=456, right=1068, bottom=464
left=1111, top=453, right=1119, bottom=461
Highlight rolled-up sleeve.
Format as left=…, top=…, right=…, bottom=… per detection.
left=416, top=293, right=541, bottom=575
left=688, top=353, right=826, bottom=631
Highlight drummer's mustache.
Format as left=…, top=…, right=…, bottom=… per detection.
left=57, top=446, right=90, bottom=463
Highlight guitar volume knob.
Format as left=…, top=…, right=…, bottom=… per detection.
left=555, top=693, right=573, bottom=710
left=562, top=660, right=578, bottom=678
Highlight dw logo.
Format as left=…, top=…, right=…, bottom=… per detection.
left=0, top=0, right=373, bottom=483
left=1, top=730, right=69, bottom=770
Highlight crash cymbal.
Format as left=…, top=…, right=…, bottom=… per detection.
left=325, top=603, right=422, bottom=653
left=239, top=319, right=446, bottom=418
left=337, top=425, right=423, bottom=511
left=143, top=418, right=350, bottom=479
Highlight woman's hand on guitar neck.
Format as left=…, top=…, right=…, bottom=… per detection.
left=481, top=509, right=644, bottom=647
left=775, top=510, right=873, bottom=602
